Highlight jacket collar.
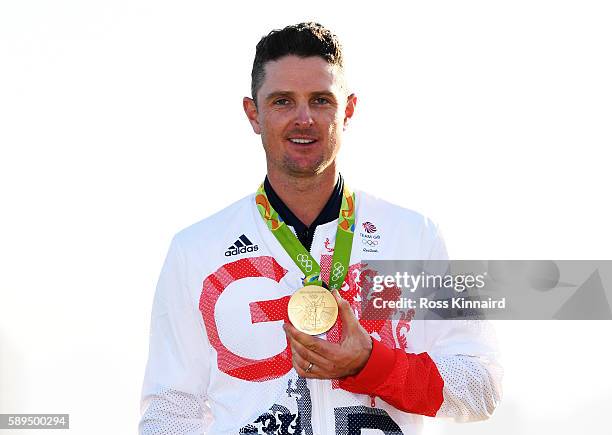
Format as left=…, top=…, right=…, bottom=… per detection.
left=263, top=174, right=344, bottom=235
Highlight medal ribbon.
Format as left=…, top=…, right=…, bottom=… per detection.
left=255, top=182, right=355, bottom=290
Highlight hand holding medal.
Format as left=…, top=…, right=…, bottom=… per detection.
left=283, top=289, right=373, bottom=379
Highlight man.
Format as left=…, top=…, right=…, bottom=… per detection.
left=140, top=22, right=502, bottom=434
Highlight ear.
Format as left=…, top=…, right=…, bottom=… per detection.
left=343, top=93, right=357, bottom=130
left=243, top=97, right=261, bottom=134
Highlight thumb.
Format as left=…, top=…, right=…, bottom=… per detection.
left=333, top=290, right=357, bottom=330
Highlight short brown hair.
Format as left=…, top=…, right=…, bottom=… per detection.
left=251, top=22, right=344, bottom=102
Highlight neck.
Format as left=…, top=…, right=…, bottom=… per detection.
left=266, top=165, right=338, bottom=227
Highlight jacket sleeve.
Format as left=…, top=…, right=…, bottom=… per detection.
left=426, top=319, right=504, bottom=422
left=422, top=224, right=503, bottom=421
left=338, top=338, right=445, bottom=416
left=139, top=236, right=212, bottom=434
left=339, top=221, right=503, bottom=421
left=338, top=321, right=503, bottom=421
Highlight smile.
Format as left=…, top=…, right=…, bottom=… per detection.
left=288, top=138, right=317, bottom=144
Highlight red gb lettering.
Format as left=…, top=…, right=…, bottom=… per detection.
left=199, top=256, right=292, bottom=382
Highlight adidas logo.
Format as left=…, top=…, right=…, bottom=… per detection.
left=225, top=234, right=259, bottom=257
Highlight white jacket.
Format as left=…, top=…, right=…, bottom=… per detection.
left=140, top=191, right=503, bottom=434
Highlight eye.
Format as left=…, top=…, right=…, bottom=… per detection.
left=273, top=98, right=290, bottom=106
left=313, top=97, right=330, bottom=104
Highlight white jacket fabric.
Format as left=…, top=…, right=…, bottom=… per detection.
left=140, top=191, right=503, bottom=434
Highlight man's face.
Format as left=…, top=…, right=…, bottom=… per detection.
left=244, top=56, right=356, bottom=178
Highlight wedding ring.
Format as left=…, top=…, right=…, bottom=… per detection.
left=305, top=362, right=314, bottom=373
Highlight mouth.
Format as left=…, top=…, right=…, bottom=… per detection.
left=287, top=137, right=318, bottom=145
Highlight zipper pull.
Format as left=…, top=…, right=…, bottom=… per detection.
left=370, top=395, right=376, bottom=407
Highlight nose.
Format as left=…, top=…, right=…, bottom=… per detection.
left=294, top=103, right=314, bottom=127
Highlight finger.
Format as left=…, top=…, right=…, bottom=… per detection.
left=284, top=322, right=328, bottom=351
left=288, top=334, right=330, bottom=369
left=333, top=290, right=358, bottom=331
left=291, top=349, right=320, bottom=379
left=284, top=321, right=318, bottom=345
left=284, top=323, right=338, bottom=360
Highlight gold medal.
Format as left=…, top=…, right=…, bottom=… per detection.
left=287, top=285, right=338, bottom=335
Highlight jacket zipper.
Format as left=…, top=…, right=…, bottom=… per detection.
left=309, top=225, right=329, bottom=435
left=316, top=227, right=376, bottom=416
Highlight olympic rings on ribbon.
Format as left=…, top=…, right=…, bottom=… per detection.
left=296, top=253, right=313, bottom=272
left=331, top=262, right=345, bottom=282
